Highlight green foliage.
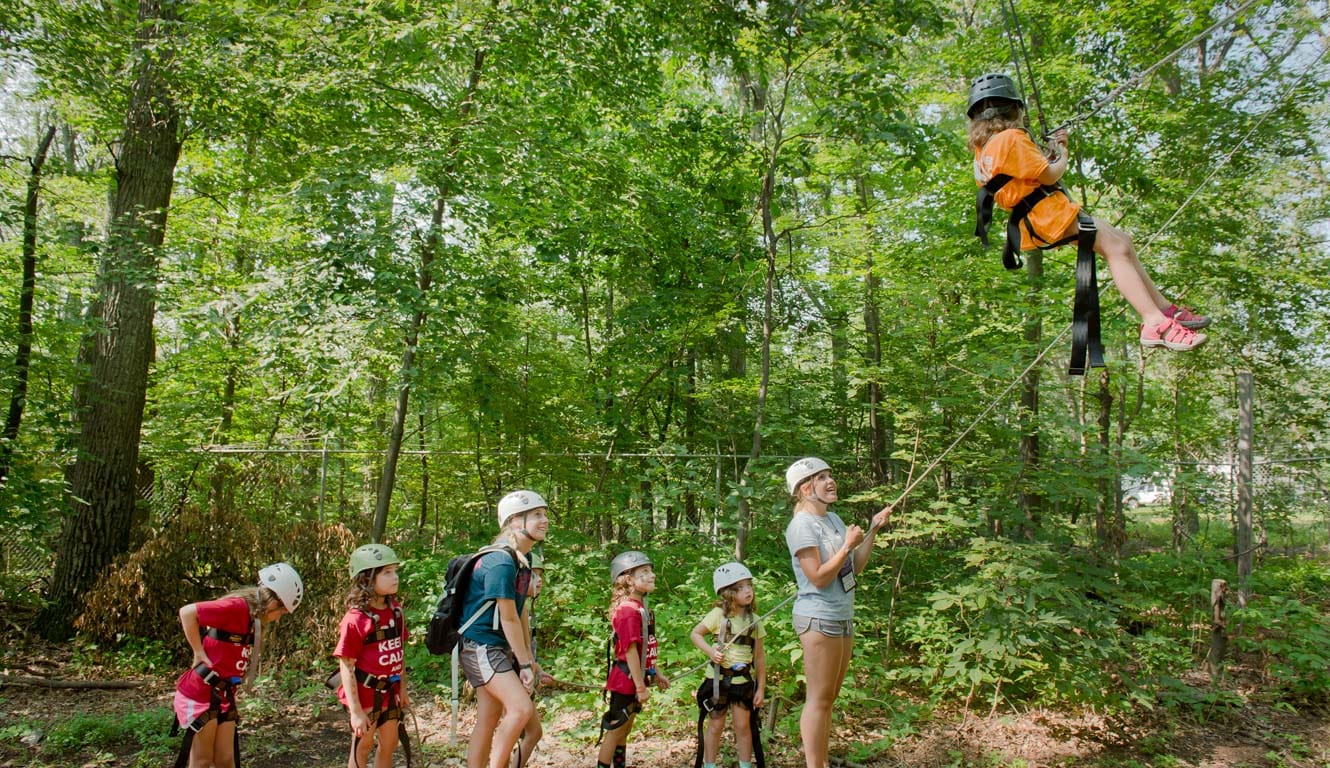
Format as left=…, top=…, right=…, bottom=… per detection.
left=1232, top=596, right=1330, bottom=703
left=42, top=708, right=174, bottom=754
left=892, top=537, right=1124, bottom=708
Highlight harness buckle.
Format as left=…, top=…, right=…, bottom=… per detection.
left=193, top=663, right=222, bottom=687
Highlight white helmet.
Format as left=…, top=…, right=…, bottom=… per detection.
left=258, top=562, right=304, bottom=612
left=498, top=489, right=547, bottom=528
left=785, top=457, right=831, bottom=495
left=713, top=562, right=753, bottom=594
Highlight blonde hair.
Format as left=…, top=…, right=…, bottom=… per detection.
left=222, top=585, right=277, bottom=620
left=218, top=584, right=279, bottom=683
left=967, top=104, right=1028, bottom=153
left=493, top=517, right=536, bottom=562
left=607, top=572, right=639, bottom=621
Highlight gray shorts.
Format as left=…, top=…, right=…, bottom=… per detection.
left=793, top=614, right=854, bottom=638
left=459, top=638, right=516, bottom=687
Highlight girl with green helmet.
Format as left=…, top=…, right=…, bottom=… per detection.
left=334, top=544, right=408, bottom=768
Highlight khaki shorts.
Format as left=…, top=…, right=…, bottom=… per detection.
left=793, top=614, right=854, bottom=638
left=459, top=638, right=516, bottom=687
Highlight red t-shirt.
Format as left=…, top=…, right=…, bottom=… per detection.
left=334, top=602, right=407, bottom=710
left=606, top=598, right=657, bottom=694
left=175, top=596, right=253, bottom=702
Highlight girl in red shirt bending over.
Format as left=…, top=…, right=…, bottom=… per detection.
left=334, top=544, right=409, bottom=768
left=174, top=562, right=303, bottom=768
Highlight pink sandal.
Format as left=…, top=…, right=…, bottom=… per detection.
left=1141, top=317, right=1207, bottom=351
left=1165, top=304, right=1211, bottom=330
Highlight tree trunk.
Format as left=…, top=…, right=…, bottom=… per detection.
left=734, top=62, right=783, bottom=563
left=856, top=177, right=888, bottom=486
left=1018, top=252, right=1043, bottom=538
left=372, top=47, right=486, bottom=542
left=36, top=0, right=182, bottom=640
left=1235, top=371, right=1254, bottom=605
left=0, top=124, right=56, bottom=486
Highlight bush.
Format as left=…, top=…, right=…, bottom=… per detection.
left=891, top=537, right=1125, bottom=709
left=75, top=506, right=356, bottom=668
left=1232, top=595, right=1330, bottom=703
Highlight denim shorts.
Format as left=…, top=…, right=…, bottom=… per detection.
left=793, top=614, right=854, bottom=638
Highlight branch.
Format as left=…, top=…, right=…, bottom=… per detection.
left=0, top=674, right=146, bottom=690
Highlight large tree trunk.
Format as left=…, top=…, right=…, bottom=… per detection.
left=36, top=0, right=182, bottom=640
left=372, top=48, right=486, bottom=542
left=0, top=124, right=57, bottom=486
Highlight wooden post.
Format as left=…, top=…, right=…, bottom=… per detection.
left=1235, top=372, right=1254, bottom=606
left=1206, top=578, right=1227, bottom=682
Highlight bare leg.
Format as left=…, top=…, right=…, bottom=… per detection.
left=1054, top=216, right=1168, bottom=325
left=468, top=686, right=503, bottom=768
left=483, top=673, right=535, bottom=768
left=372, top=719, right=399, bottom=768
left=597, top=714, right=635, bottom=766
left=513, top=711, right=542, bottom=768
left=799, top=631, right=854, bottom=768
left=732, top=704, right=754, bottom=763
left=704, top=709, right=726, bottom=763
left=188, top=719, right=219, bottom=768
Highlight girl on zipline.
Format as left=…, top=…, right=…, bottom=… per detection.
left=967, top=72, right=1210, bottom=353
left=784, top=458, right=892, bottom=768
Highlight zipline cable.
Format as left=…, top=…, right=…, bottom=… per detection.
left=1000, top=0, right=1051, bottom=137
left=1044, top=0, right=1267, bottom=136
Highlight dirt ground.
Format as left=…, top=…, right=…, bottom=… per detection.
left=1, top=643, right=1327, bottom=768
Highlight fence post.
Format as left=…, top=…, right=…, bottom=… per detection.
left=1236, top=371, right=1254, bottom=606
left=1206, top=578, right=1227, bottom=682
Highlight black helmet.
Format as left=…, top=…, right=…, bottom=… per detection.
left=967, top=73, right=1024, bottom=118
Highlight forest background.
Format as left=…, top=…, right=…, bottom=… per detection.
left=1, top=0, right=1329, bottom=765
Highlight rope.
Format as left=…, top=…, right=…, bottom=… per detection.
left=1045, top=0, right=1266, bottom=136
left=1000, top=0, right=1050, bottom=137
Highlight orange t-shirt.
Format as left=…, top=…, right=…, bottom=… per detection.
left=973, top=128, right=1080, bottom=250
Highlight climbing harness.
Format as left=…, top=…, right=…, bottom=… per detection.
left=975, top=176, right=1103, bottom=375
left=694, top=616, right=765, bottom=768
left=171, top=647, right=247, bottom=768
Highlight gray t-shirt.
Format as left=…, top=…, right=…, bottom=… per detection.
left=784, top=510, right=854, bottom=620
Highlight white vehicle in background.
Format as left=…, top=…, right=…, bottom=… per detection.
left=1122, top=480, right=1171, bottom=509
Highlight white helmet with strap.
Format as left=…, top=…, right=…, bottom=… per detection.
left=785, top=457, right=831, bottom=496
left=713, top=562, right=753, bottom=594
left=497, top=489, right=547, bottom=528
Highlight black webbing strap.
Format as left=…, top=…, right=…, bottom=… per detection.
left=203, top=627, right=254, bottom=644
left=349, top=670, right=409, bottom=768
left=692, top=673, right=764, bottom=768
left=1068, top=213, right=1104, bottom=375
